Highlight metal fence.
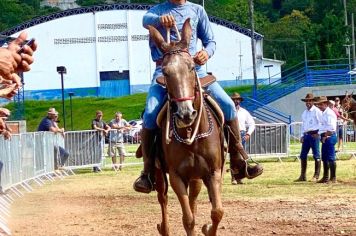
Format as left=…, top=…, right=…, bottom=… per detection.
left=1, top=123, right=355, bottom=234
left=64, top=130, right=104, bottom=169
left=288, top=121, right=356, bottom=158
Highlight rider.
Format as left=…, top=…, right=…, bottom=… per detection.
left=133, top=0, right=263, bottom=193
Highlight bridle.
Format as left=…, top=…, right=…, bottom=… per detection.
left=161, top=48, right=206, bottom=145
left=162, top=48, right=198, bottom=103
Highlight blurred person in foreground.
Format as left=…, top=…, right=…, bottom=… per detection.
left=91, top=110, right=110, bottom=173
left=38, top=108, right=69, bottom=170
left=295, top=93, right=322, bottom=182
left=0, top=32, right=37, bottom=138
left=314, top=96, right=337, bottom=183
left=108, top=112, right=131, bottom=171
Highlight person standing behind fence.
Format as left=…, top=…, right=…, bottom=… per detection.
left=295, top=93, right=322, bottom=182
left=108, top=112, right=131, bottom=171
left=230, top=92, right=260, bottom=185
left=37, top=108, right=69, bottom=170
left=334, top=97, right=349, bottom=152
left=314, top=96, right=337, bottom=183
left=91, top=110, right=110, bottom=173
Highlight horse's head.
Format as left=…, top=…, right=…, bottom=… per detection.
left=342, top=91, right=354, bottom=111
left=149, top=19, right=198, bottom=128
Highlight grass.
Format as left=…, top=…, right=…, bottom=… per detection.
left=72, top=157, right=356, bottom=200
left=4, top=86, right=252, bottom=131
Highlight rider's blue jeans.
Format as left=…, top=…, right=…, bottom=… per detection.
left=143, top=66, right=236, bottom=129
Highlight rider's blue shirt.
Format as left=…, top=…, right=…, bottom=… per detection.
left=142, top=1, right=216, bottom=62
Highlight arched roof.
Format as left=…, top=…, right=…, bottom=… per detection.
left=1, top=3, right=263, bottom=40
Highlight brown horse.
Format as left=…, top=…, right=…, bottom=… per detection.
left=149, top=19, right=225, bottom=236
left=341, top=92, right=356, bottom=123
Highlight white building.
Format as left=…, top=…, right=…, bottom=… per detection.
left=2, top=4, right=283, bottom=100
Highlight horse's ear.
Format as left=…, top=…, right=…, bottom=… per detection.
left=148, top=25, right=170, bottom=53
left=345, top=91, right=349, bottom=96
left=180, top=18, right=192, bottom=48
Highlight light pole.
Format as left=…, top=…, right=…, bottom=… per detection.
left=264, top=65, right=273, bottom=84
left=68, top=92, right=75, bottom=130
left=248, top=0, right=258, bottom=99
left=344, top=44, right=352, bottom=82
left=57, top=66, right=67, bottom=129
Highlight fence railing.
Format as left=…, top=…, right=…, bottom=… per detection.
left=1, top=123, right=356, bottom=234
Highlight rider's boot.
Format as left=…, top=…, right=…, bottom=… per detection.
left=294, top=159, right=307, bottom=182
left=226, top=119, right=263, bottom=179
left=133, top=128, right=156, bottom=193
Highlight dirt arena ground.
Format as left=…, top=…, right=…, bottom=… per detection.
left=8, top=164, right=356, bottom=236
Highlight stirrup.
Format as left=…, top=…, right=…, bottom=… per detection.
left=133, top=172, right=154, bottom=194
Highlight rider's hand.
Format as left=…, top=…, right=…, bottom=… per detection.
left=160, top=15, right=176, bottom=28
left=193, top=49, right=209, bottom=65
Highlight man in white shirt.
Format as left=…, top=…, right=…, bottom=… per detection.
left=295, top=93, right=322, bottom=182
left=108, top=112, right=131, bottom=171
left=314, top=96, right=338, bottom=183
left=230, top=92, right=262, bottom=185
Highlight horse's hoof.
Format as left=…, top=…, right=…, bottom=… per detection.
left=202, top=224, right=211, bottom=236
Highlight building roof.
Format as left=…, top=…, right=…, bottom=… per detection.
left=1, top=3, right=263, bottom=40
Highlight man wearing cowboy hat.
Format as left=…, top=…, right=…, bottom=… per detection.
left=314, top=96, right=338, bottom=183
left=295, top=93, right=322, bottom=182
left=38, top=108, right=69, bottom=170
left=230, top=92, right=263, bottom=185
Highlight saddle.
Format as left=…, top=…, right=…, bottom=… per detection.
left=135, top=74, right=224, bottom=158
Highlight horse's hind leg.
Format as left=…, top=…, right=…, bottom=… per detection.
left=202, top=170, right=224, bottom=236
left=169, top=172, right=196, bottom=236
left=156, top=170, right=169, bottom=236
left=189, top=179, right=202, bottom=216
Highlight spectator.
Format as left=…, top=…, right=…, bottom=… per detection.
left=0, top=108, right=12, bottom=140
left=295, top=93, right=322, bottom=182
left=230, top=92, right=262, bottom=185
left=314, top=96, right=337, bottom=183
left=334, top=97, right=349, bottom=152
left=38, top=108, right=69, bottom=170
left=134, top=0, right=259, bottom=193
left=108, top=112, right=131, bottom=171
left=91, top=110, right=110, bottom=173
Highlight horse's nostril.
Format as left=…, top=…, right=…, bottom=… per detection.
left=191, top=110, right=197, bottom=118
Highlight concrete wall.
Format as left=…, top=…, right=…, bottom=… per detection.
left=268, top=84, right=356, bottom=122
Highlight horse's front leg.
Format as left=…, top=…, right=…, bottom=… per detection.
left=156, top=170, right=169, bottom=236
left=202, top=170, right=224, bottom=236
left=189, top=179, right=202, bottom=216
left=169, top=171, right=196, bottom=236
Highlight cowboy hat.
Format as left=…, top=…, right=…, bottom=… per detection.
left=230, top=92, right=244, bottom=101
left=314, top=96, right=328, bottom=104
left=301, top=93, right=314, bottom=102
left=47, top=108, right=58, bottom=115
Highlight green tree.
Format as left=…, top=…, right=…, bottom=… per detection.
left=262, top=10, right=312, bottom=66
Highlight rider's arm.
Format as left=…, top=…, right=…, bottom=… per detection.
left=143, top=7, right=161, bottom=29
left=197, top=7, right=216, bottom=58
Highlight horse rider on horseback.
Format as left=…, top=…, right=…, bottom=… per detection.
left=133, top=0, right=263, bottom=193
